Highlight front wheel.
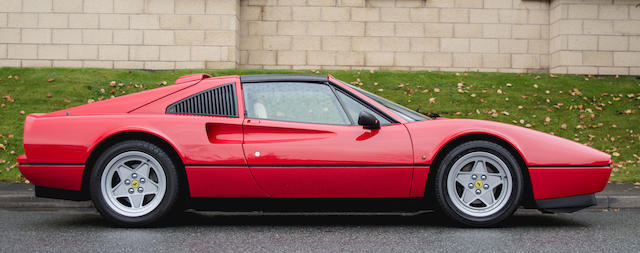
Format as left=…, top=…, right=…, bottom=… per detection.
left=90, top=140, right=182, bottom=227
left=434, top=140, right=523, bottom=227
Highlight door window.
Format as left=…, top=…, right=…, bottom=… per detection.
left=335, top=89, right=392, bottom=125
left=244, top=82, right=350, bottom=125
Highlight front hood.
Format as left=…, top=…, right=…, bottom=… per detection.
left=405, top=118, right=611, bottom=167
left=43, top=80, right=201, bottom=117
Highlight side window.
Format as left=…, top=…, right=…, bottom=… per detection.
left=336, top=90, right=391, bottom=125
left=244, top=82, right=350, bottom=125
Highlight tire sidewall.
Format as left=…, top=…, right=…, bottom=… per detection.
left=89, top=140, right=180, bottom=227
left=434, top=140, right=523, bottom=227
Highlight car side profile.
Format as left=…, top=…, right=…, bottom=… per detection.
left=18, top=74, right=611, bottom=227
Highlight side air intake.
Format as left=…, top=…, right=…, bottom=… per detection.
left=166, top=83, right=237, bottom=117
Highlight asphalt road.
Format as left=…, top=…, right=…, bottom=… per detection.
left=1, top=209, right=639, bottom=252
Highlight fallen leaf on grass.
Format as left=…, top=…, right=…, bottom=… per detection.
left=46, top=93, right=52, bottom=98
left=47, top=78, right=55, bottom=82
left=434, top=88, right=440, bottom=93
left=2, top=95, right=14, bottom=102
left=429, top=97, right=436, bottom=104
left=561, top=123, right=567, bottom=129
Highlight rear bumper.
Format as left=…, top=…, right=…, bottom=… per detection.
left=536, top=194, right=596, bottom=213
left=18, top=162, right=85, bottom=191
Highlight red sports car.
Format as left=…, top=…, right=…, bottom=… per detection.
left=18, top=74, right=611, bottom=227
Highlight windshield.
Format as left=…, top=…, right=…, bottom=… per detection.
left=342, top=82, right=430, bottom=122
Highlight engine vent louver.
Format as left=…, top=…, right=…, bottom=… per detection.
left=166, top=82, right=237, bottom=117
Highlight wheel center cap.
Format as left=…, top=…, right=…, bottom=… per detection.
left=474, top=180, right=483, bottom=189
left=131, top=180, right=139, bottom=188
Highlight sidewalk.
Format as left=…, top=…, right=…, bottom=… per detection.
left=0, top=182, right=92, bottom=210
left=1, top=182, right=639, bottom=211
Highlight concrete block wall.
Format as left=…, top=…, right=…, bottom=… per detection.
left=238, top=0, right=550, bottom=72
left=0, top=0, right=239, bottom=69
left=550, top=0, right=640, bottom=75
left=0, top=0, right=639, bottom=74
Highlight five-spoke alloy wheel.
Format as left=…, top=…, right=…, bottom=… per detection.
left=100, top=151, right=166, bottom=217
left=434, top=140, right=523, bottom=227
left=90, top=140, right=182, bottom=227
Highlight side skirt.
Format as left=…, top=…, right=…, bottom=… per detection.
left=188, top=197, right=429, bottom=213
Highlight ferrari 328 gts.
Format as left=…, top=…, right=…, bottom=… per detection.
left=18, top=74, right=611, bottom=227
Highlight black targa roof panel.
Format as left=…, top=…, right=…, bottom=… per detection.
left=240, top=74, right=328, bottom=83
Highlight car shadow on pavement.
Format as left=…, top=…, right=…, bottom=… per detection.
left=53, top=210, right=589, bottom=229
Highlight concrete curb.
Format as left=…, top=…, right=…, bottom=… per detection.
left=1, top=182, right=639, bottom=212
left=0, top=192, right=93, bottom=210
left=595, top=195, right=640, bottom=209
left=1, top=192, right=639, bottom=212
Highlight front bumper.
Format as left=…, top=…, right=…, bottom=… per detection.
left=528, top=166, right=611, bottom=199
left=536, top=194, right=597, bottom=213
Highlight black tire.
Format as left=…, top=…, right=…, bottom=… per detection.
left=433, top=140, right=523, bottom=227
left=89, top=140, right=182, bottom=227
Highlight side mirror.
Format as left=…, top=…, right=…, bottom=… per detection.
left=357, top=111, right=380, bottom=130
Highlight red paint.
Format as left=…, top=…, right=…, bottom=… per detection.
left=405, top=118, right=611, bottom=168
left=185, top=166, right=268, bottom=197
left=18, top=74, right=612, bottom=202
left=18, top=165, right=84, bottom=191
left=529, top=167, right=611, bottom=199
left=243, top=119, right=413, bottom=198
left=410, top=166, right=430, bottom=197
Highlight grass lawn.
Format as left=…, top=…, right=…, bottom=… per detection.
left=1, top=67, right=639, bottom=183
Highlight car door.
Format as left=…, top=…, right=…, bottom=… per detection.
left=241, top=81, right=414, bottom=198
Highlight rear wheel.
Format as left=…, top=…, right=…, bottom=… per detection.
left=90, top=140, right=181, bottom=227
left=434, top=140, right=523, bottom=227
